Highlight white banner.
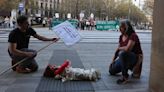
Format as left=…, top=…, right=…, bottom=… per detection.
left=52, top=21, right=81, bottom=46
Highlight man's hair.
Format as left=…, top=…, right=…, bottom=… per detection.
left=17, top=15, right=28, bottom=24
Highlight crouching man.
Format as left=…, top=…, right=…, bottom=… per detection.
left=8, top=15, right=59, bottom=73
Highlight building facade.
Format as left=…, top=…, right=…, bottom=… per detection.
left=27, top=0, right=62, bottom=18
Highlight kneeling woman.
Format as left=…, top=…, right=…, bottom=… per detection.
left=109, top=20, right=143, bottom=84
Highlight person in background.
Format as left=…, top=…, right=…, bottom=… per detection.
left=42, top=18, right=46, bottom=27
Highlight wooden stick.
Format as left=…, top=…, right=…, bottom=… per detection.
left=0, top=41, right=55, bottom=76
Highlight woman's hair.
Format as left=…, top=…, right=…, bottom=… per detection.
left=120, top=19, right=135, bottom=36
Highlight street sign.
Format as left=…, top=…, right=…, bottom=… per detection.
left=79, top=12, right=84, bottom=21
left=80, top=12, right=84, bottom=18
left=90, top=13, right=94, bottom=19
left=55, top=13, right=59, bottom=18
left=18, top=3, right=24, bottom=12
left=67, top=13, right=71, bottom=19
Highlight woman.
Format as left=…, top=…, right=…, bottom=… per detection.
left=109, top=20, right=143, bottom=84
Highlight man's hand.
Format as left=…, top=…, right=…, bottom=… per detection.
left=25, top=52, right=35, bottom=57
left=52, top=38, right=60, bottom=42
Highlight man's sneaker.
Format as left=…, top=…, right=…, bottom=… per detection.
left=116, top=77, right=128, bottom=84
left=16, top=66, right=31, bottom=73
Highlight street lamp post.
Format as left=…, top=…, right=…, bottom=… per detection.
left=128, top=0, right=131, bottom=20
left=75, top=0, right=79, bottom=19
left=139, top=0, right=141, bottom=9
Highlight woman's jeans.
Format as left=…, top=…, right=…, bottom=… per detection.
left=109, top=50, right=137, bottom=78
left=8, top=48, right=38, bottom=72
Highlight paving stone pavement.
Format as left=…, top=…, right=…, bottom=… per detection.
left=0, top=28, right=151, bottom=92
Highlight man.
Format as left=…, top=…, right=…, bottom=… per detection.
left=8, top=15, right=59, bottom=73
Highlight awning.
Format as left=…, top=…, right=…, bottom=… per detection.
left=0, top=10, right=11, bottom=17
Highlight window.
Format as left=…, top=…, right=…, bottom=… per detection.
left=41, top=3, right=43, bottom=8
left=50, top=4, right=52, bottom=9
left=45, top=3, right=47, bottom=8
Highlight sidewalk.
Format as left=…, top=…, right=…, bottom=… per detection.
left=0, top=42, right=151, bottom=92
left=0, top=28, right=151, bottom=92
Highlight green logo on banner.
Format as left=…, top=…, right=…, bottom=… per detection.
left=96, top=21, right=119, bottom=31
left=52, top=19, right=78, bottom=28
